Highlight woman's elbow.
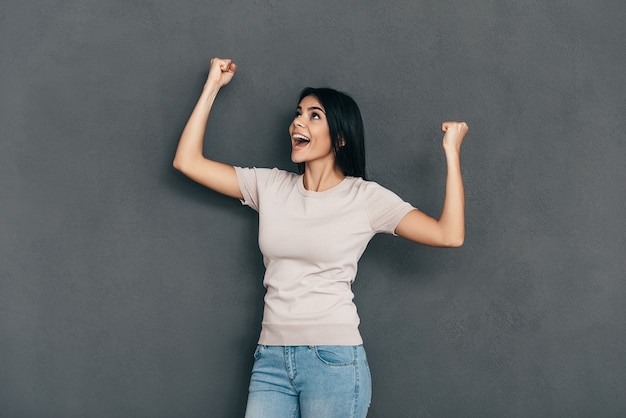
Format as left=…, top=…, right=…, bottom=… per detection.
left=173, top=156, right=191, bottom=173
left=444, top=234, right=464, bottom=248
left=439, top=229, right=464, bottom=247
left=448, top=238, right=464, bottom=248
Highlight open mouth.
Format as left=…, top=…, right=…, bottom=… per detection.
left=292, top=134, right=311, bottom=147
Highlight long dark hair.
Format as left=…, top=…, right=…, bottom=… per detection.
left=296, top=87, right=367, bottom=180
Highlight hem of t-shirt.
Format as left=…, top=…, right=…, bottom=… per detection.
left=258, top=323, right=363, bottom=346
left=233, top=166, right=252, bottom=207
left=388, top=203, right=418, bottom=236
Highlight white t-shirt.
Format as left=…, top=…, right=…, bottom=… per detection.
left=235, top=167, right=415, bottom=345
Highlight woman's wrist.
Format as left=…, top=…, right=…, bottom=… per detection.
left=443, top=144, right=462, bottom=157
left=200, top=82, right=220, bottom=104
left=202, top=79, right=221, bottom=94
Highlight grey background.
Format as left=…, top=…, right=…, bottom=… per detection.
left=1, top=0, right=625, bottom=417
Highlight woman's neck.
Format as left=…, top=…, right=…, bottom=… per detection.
left=302, top=163, right=345, bottom=192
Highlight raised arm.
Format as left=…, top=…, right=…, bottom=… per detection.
left=173, top=58, right=243, bottom=199
left=394, top=121, right=468, bottom=247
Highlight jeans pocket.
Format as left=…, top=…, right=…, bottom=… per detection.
left=253, top=344, right=266, bottom=361
left=313, top=345, right=356, bottom=366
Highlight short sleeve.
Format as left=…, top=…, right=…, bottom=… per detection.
left=365, top=183, right=416, bottom=235
left=234, top=167, right=294, bottom=212
left=234, top=166, right=257, bottom=211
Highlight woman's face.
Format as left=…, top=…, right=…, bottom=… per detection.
left=289, top=95, right=335, bottom=166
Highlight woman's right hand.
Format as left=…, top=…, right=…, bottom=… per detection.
left=205, top=57, right=237, bottom=89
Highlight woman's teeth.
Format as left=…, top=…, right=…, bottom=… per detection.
left=293, top=134, right=310, bottom=144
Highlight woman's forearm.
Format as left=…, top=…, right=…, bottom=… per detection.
left=394, top=121, right=468, bottom=247
left=437, top=148, right=465, bottom=246
left=171, top=58, right=241, bottom=198
left=173, top=83, right=220, bottom=170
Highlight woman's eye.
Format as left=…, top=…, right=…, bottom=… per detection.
left=312, top=112, right=320, bottom=120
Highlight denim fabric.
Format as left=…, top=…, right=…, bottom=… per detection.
left=244, top=345, right=372, bottom=418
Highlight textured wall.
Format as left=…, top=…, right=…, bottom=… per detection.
left=1, top=0, right=625, bottom=417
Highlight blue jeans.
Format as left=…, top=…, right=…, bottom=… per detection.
left=244, top=345, right=372, bottom=418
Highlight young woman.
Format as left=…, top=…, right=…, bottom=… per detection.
left=173, top=57, right=468, bottom=418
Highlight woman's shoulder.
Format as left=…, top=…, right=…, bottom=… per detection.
left=347, top=176, right=390, bottom=192
left=236, top=166, right=300, bottom=186
left=346, top=176, right=406, bottom=202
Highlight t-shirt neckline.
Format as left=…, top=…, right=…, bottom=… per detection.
left=297, top=175, right=353, bottom=197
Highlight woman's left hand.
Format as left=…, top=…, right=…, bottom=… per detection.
left=441, top=121, right=468, bottom=153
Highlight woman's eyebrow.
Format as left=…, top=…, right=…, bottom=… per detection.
left=307, top=106, right=326, bottom=114
left=296, top=105, right=326, bottom=114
